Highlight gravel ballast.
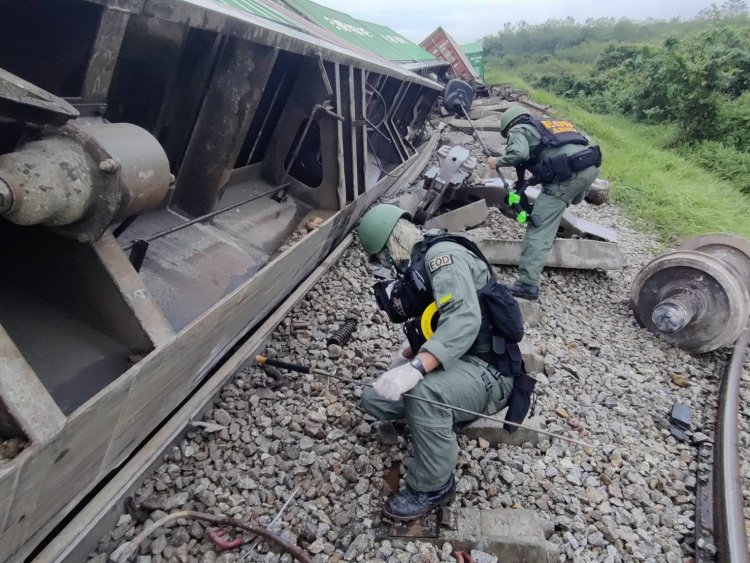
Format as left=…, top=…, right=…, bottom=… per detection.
left=89, top=127, right=750, bottom=563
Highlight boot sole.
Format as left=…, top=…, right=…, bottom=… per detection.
left=382, top=490, right=457, bottom=522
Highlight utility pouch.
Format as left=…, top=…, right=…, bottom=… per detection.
left=528, top=160, right=554, bottom=184
left=506, top=342, right=523, bottom=374
left=374, top=280, right=408, bottom=323
left=549, top=153, right=573, bottom=182
left=568, top=146, right=602, bottom=172
left=492, top=335, right=506, bottom=355
left=504, top=370, right=536, bottom=433
left=484, top=338, right=524, bottom=377
left=477, top=280, right=524, bottom=343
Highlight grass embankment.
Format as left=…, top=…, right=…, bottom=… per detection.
left=485, top=69, right=750, bottom=244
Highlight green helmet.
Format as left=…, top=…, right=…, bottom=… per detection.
left=358, top=204, right=410, bottom=255
left=500, top=105, right=531, bottom=137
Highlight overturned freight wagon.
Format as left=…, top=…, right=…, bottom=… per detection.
left=0, top=0, right=441, bottom=559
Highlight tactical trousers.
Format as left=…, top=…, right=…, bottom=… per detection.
left=519, top=165, right=600, bottom=287
left=362, top=356, right=513, bottom=492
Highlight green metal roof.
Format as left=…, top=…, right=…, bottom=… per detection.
left=460, top=42, right=483, bottom=56
left=214, top=0, right=295, bottom=28
left=281, top=0, right=437, bottom=62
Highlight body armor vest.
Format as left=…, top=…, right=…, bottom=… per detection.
left=521, top=116, right=589, bottom=161
left=513, top=117, right=600, bottom=185
left=402, top=233, right=525, bottom=376
left=372, top=232, right=535, bottom=433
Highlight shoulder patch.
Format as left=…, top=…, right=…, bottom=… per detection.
left=428, top=254, right=453, bottom=273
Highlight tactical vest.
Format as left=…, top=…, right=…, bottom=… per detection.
left=520, top=116, right=589, bottom=159
left=403, top=233, right=525, bottom=376
left=514, top=116, right=601, bottom=185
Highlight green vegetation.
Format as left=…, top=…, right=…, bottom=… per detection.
left=483, top=70, right=750, bottom=242
left=482, top=2, right=750, bottom=241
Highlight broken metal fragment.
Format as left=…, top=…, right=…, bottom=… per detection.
left=669, top=402, right=692, bottom=441
left=415, top=145, right=477, bottom=224
left=327, top=310, right=359, bottom=346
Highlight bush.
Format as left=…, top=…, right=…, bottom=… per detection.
left=680, top=141, right=750, bottom=194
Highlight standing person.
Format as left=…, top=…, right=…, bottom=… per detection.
left=487, top=105, right=602, bottom=300
left=356, top=204, right=533, bottom=521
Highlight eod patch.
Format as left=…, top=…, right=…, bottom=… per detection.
left=428, top=254, right=453, bottom=272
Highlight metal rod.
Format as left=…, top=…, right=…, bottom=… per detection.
left=316, top=51, right=334, bottom=97
left=109, top=510, right=312, bottom=563
left=246, top=485, right=300, bottom=553
left=714, top=324, right=750, bottom=563
left=276, top=101, right=345, bottom=203
left=122, top=183, right=290, bottom=251
left=459, top=104, right=491, bottom=157
left=113, top=214, right=138, bottom=238
left=255, top=356, right=594, bottom=449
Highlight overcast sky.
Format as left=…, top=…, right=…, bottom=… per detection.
left=315, top=0, right=717, bottom=44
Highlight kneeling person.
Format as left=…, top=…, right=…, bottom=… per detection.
left=357, top=204, right=530, bottom=521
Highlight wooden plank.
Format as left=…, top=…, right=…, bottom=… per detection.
left=1, top=448, right=40, bottom=562
left=0, top=135, right=435, bottom=563
left=4, top=385, right=131, bottom=562
left=35, top=235, right=353, bottom=563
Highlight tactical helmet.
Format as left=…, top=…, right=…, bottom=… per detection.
left=500, top=105, right=531, bottom=137
left=358, top=204, right=410, bottom=255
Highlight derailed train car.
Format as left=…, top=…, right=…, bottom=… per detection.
left=0, top=0, right=441, bottom=559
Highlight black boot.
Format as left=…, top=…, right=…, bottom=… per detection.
left=383, top=475, right=456, bottom=521
left=509, top=280, right=539, bottom=300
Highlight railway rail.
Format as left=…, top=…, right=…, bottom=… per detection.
left=714, top=325, right=750, bottom=563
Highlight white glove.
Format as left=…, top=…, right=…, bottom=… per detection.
left=372, top=362, right=423, bottom=401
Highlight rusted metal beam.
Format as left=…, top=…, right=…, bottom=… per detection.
left=81, top=7, right=131, bottom=103
left=172, top=38, right=278, bottom=216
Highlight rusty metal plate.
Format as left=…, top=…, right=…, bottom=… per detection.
left=388, top=510, right=441, bottom=538
left=0, top=67, right=78, bottom=126
left=379, top=507, right=457, bottom=540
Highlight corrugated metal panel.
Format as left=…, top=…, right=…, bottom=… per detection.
left=460, top=42, right=482, bottom=55
left=282, top=0, right=436, bottom=62
left=362, top=20, right=437, bottom=62
left=214, top=0, right=296, bottom=27
left=420, top=27, right=479, bottom=81
left=181, top=0, right=442, bottom=90
left=460, top=42, right=484, bottom=81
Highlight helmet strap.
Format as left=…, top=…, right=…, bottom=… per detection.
left=503, top=114, right=531, bottom=137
